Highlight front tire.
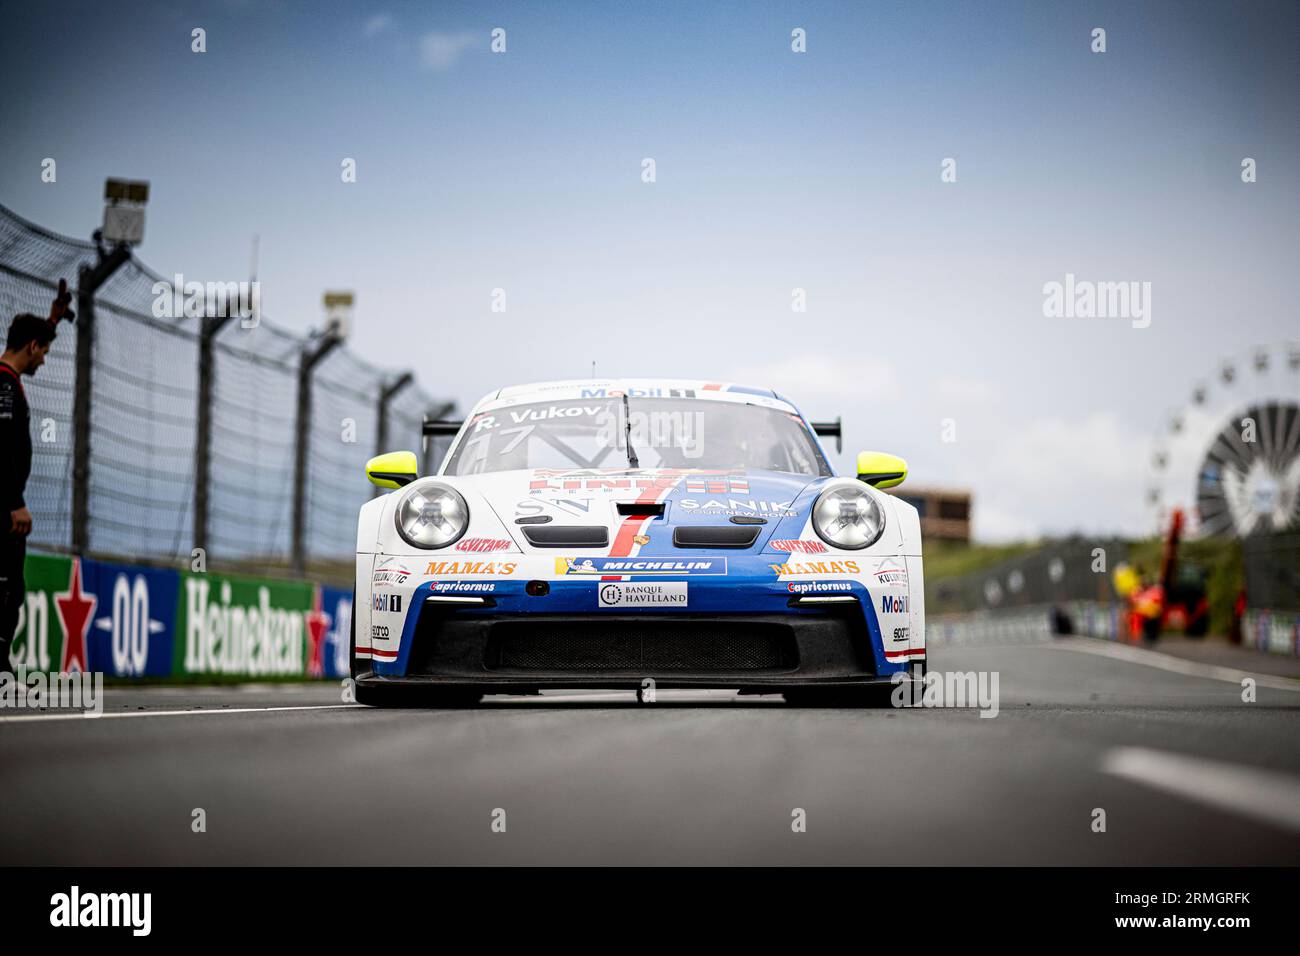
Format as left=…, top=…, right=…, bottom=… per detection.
left=784, top=684, right=897, bottom=708
left=354, top=681, right=480, bottom=708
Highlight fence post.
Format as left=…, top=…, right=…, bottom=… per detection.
left=193, top=314, right=236, bottom=557
left=291, top=331, right=343, bottom=573
left=421, top=401, right=456, bottom=476
left=373, top=372, right=414, bottom=496
left=71, top=240, right=131, bottom=555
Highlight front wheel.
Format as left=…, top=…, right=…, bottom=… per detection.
left=349, top=589, right=479, bottom=707
left=354, top=681, right=480, bottom=708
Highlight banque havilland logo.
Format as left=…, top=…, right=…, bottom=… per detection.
left=0, top=666, right=104, bottom=716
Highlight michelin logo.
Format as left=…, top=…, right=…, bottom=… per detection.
left=557, top=557, right=727, bottom=576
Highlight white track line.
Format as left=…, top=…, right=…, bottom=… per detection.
left=0, top=693, right=657, bottom=722
left=0, top=703, right=359, bottom=724
left=1101, top=746, right=1300, bottom=833
left=1050, top=638, right=1300, bottom=692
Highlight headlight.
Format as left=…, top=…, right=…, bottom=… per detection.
left=394, top=481, right=469, bottom=549
left=811, top=483, right=885, bottom=550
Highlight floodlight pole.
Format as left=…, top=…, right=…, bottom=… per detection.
left=421, top=401, right=457, bottom=476
left=71, top=235, right=132, bottom=555
left=193, top=313, right=237, bottom=557
left=373, top=372, right=414, bottom=497
left=291, top=330, right=344, bottom=573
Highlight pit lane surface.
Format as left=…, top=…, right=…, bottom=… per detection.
left=2, top=636, right=1298, bottom=865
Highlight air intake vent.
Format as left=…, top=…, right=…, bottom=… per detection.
left=485, top=620, right=796, bottom=671
left=672, top=525, right=761, bottom=549
left=616, top=502, right=665, bottom=517
left=521, top=525, right=609, bottom=548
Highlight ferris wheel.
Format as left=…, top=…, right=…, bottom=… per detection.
left=1146, top=342, right=1300, bottom=538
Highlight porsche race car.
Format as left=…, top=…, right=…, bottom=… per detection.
left=352, top=379, right=924, bottom=706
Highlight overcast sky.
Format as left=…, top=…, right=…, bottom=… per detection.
left=2, top=0, right=1297, bottom=541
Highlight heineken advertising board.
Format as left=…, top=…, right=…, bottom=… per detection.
left=11, top=552, right=347, bottom=680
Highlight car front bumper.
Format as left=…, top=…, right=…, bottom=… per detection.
left=359, top=570, right=922, bottom=691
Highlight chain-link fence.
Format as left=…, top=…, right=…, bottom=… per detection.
left=0, top=202, right=452, bottom=566
left=1244, top=533, right=1300, bottom=610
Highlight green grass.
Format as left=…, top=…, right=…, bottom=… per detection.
left=922, top=539, right=1043, bottom=582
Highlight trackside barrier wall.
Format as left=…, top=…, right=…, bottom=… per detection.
left=931, top=601, right=1300, bottom=656
left=10, top=552, right=352, bottom=680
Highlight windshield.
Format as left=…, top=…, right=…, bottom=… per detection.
left=443, top=397, right=832, bottom=477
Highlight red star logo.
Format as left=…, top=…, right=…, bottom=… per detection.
left=55, top=558, right=97, bottom=674
left=305, top=586, right=331, bottom=678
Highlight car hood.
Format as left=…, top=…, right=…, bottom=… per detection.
left=456, top=467, right=829, bottom=555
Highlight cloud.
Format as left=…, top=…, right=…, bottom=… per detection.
left=418, top=31, right=479, bottom=72
left=734, top=354, right=901, bottom=406
left=969, top=412, right=1151, bottom=541
left=934, top=376, right=996, bottom=405
left=364, top=14, right=393, bottom=37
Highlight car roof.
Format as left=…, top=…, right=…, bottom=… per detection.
left=472, top=379, right=801, bottom=414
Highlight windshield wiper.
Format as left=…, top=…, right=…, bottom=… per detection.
left=622, top=392, right=639, bottom=468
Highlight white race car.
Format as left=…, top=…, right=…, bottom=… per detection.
left=352, top=379, right=924, bottom=706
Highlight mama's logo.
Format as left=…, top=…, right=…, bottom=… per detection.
left=423, top=560, right=517, bottom=575
left=769, top=560, right=860, bottom=576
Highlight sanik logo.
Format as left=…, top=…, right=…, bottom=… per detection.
left=681, top=499, right=795, bottom=517
left=50, top=885, right=151, bottom=936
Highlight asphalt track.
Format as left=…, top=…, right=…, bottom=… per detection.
left=2, top=635, right=1298, bottom=865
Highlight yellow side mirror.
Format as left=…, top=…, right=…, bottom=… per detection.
left=856, top=451, right=907, bottom=489
left=366, top=450, right=419, bottom=489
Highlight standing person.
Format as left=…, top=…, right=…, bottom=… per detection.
left=0, top=280, right=72, bottom=674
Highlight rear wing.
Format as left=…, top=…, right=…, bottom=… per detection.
left=422, top=418, right=464, bottom=438
left=810, top=417, right=842, bottom=453
left=422, top=415, right=842, bottom=450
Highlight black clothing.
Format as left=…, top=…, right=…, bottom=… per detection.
left=0, top=362, right=30, bottom=513
left=0, top=535, right=23, bottom=673
left=0, top=361, right=29, bottom=673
